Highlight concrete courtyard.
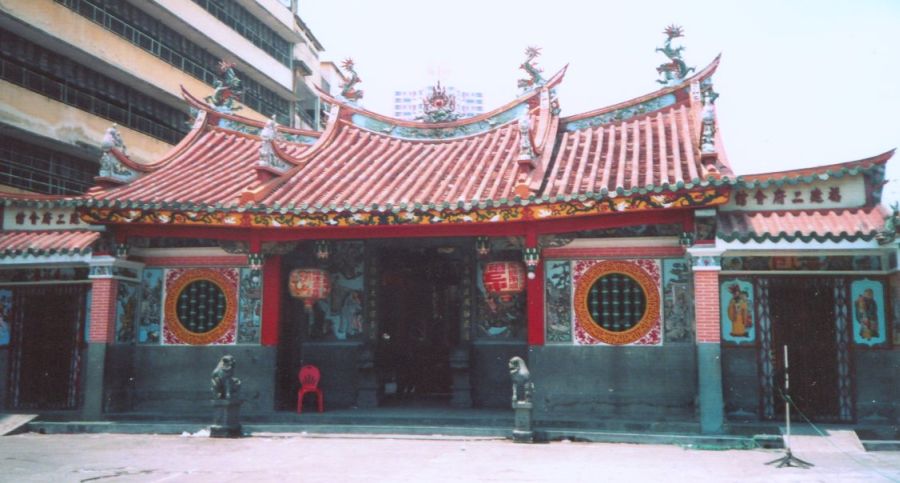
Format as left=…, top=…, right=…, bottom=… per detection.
left=1, top=432, right=898, bottom=483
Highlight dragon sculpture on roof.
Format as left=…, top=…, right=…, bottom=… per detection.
left=656, top=25, right=695, bottom=85
left=517, top=46, right=546, bottom=91
left=339, top=58, right=364, bottom=102
left=205, top=60, right=243, bottom=112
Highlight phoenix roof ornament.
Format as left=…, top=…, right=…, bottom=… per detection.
left=655, top=25, right=695, bottom=85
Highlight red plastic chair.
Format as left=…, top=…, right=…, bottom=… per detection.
left=296, top=365, right=324, bottom=413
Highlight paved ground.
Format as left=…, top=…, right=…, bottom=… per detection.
left=1, top=432, right=898, bottom=483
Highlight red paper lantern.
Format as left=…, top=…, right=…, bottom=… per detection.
left=482, top=261, right=526, bottom=301
left=288, top=268, right=331, bottom=309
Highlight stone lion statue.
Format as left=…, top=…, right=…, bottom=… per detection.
left=509, top=356, right=534, bottom=404
left=211, top=355, right=241, bottom=400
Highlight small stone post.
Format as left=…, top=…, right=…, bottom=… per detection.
left=509, top=356, right=534, bottom=443
left=210, top=355, right=244, bottom=438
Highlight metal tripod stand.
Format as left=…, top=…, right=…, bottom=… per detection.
left=766, top=345, right=813, bottom=469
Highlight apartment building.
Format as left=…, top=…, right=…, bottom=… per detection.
left=0, top=0, right=331, bottom=195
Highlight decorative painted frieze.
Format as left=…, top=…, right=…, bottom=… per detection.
left=564, top=94, right=676, bottom=132
left=350, top=102, right=527, bottom=140
left=79, top=187, right=729, bottom=229
left=722, top=255, right=882, bottom=272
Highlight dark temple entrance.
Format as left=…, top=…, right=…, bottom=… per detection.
left=377, top=247, right=462, bottom=404
left=769, top=277, right=840, bottom=421
left=8, top=285, right=87, bottom=410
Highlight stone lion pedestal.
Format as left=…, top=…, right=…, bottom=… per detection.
left=512, top=400, right=534, bottom=443
left=210, top=399, right=244, bottom=438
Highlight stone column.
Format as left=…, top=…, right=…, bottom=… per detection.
left=688, top=247, right=725, bottom=434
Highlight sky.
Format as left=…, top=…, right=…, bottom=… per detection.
left=301, top=0, right=900, bottom=204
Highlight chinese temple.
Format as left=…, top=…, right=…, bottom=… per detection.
left=0, top=31, right=897, bottom=434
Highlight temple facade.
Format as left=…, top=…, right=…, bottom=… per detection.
left=0, top=37, right=897, bottom=433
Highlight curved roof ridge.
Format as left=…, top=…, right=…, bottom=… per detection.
left=180, top=86, right=321, bottom=139
left=317, top=65, right=568, bottom=129
left=238, top=104, right=346, bottom=204
left=561, top=55, right=720, bottom=124
left=737, top=149, right=895, bottom=183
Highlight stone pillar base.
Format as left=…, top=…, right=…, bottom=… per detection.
left=210, top=399, right=244, bottom=438
left=512, top=400, right=534, bottom=443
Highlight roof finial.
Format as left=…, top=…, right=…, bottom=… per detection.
left=205, top=60, right=243, bottom=113
left=339, top=58, right=364, bottom=103
left=418, top=81, right=459, bottom=123
left=98, top=124, right=138, bottom=183
left=517, top=46, right=546, bottom=92
left=258, top=115, right=288, bottom=172
left=655, top=25, right=695, bottom=85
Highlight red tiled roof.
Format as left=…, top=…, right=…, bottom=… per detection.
left=546, top=57, right=730, bottom=197
left=737, top=150, right=894, bottom=186
left=717, top=207, right=887, bottom=242
left=548, top=101, right=703, bottom=196
left=79, top=59, right=737, bottom=215
left=257, top=118, right=528, bottom=208
left=0, top=230, right=100, bottom=257
left=89, top=127, right=312, bottom=206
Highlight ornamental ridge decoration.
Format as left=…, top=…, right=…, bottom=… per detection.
left=98, top=124, right=138, bottom=183
left=418, top=81, right=459, bottom=123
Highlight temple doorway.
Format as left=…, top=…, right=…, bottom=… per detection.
left=8, top=284, right=87, bottom=410
left=376, top=247, right=462, bottom=404
left=769, top=277, right=840, bottom=421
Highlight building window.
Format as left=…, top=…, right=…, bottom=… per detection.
left=0, top=28, right=189, bottom=144
left=176, top=280, right=227, bottom=334
left=191, top=0, right=292, bottom=67
left=574, top=261, right=660, bottom=345
left=56, top=0, right=291, bottom=125
left=0, top=134, right=97, bottom=195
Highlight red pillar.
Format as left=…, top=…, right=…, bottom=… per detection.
left=693, top=270, right=722, bottom=343
left=261, top=255, right=282, bottom=346
left=525, top=230, right=544, bottom=346
left=88, top=277, right=118, bottom=343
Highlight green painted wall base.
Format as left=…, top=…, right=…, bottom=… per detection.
left=697, top=342, right=725, bottom=434
left=81, top=343, right=107, bottom=420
